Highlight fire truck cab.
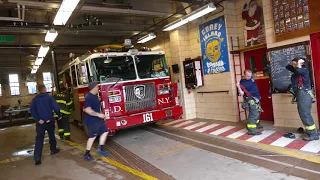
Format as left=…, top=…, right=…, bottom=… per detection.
left=59, top=46, right=183, bottom=135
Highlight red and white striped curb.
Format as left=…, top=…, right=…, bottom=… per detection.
left=158, top=120, right=320, bottom=155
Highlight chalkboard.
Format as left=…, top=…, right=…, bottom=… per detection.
left=269, top=44, right=307, bottom=93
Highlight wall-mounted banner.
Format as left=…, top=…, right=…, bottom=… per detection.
left=199, top=16, right=230, bottom=75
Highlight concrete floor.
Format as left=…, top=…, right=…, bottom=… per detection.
left=0, top=123, right=318, bottom=180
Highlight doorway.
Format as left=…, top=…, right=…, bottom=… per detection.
left=244, top=48, right=274, bottom=121
left=311, top=32, right=320, bottom=125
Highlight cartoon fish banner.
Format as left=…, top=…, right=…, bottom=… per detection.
left=199, top=16, right=230, bottom=75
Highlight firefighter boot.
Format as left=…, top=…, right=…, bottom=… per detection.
left=247, top=131, right=262, bottom=135
left=303, top=135, right=319, bottom=141
left=256, top=120, right=263, bottom=129
left=64, top=135, right=70, bottom=141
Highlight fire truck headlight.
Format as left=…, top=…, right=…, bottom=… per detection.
left=158, top=84, right=170, bottom=95
left=108, top=96, right=121, bottom=103
left=175, top=97, right=179, bottom=105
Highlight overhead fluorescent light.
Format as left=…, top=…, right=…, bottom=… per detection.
left=31, top=69, right=37, bottom=74
left=163, top=3, right=216, bottom=31
left=37, top=46, right=49, bottom=58
left=34, top=57, right=44, bottom=66
left=137, top=33, right=156, bottom=44
left=53, top=0, right=80, bottom=25
left=45, top=29, right=58, bottom=42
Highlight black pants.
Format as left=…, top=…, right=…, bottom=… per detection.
left=57, top=116, right=70, bottom=138
left=34, top=121, right=57, bottom=161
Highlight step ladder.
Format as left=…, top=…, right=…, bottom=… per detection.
left=230, top=36, right=247, bottom=122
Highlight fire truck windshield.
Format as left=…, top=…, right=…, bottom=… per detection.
left=135, top=54, right=169, bottom=79
left=93, top=56, right=136, bottom=83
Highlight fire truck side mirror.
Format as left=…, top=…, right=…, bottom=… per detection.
left=183, top=58, right=204, bottom=90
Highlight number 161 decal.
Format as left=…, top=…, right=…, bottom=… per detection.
left=143, top=113, right=153, bottom=123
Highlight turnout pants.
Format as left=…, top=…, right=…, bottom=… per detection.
left=296, top=89, right=318, bottom=137
left=57, top=116, right=70, bottom=139
left=34, top=121, right=57, bottom=161
left=247, top=99, right=261, bottom=133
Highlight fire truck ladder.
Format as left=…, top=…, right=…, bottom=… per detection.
left=230, top=37, right=247, bottom=122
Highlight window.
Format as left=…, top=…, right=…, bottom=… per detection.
left=93, top=56, right=136, bottom=83
left=43, top=72, right=53, bottom=92
left=71, top=65, right=77, bottom=87
left=136, top=55, right=169, bottom=79
left=0, top=84, right=2, bottom=97
left=77, top=63, right=89, bottom=85
left=9, top=74, right=20, bottom=95
left=26, top=82, right=37, bottom=94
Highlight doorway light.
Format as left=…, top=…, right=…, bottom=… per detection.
left=163, top=2, right=216, bottom=31
left=45, top=29, right=58, bottom=42
left=37, top=46, right=49, bottom=58
left=53, top=0, right=80, bottom=25
left=137, top=33, right=156, bottom=44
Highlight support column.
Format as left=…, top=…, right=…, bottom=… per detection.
left=169, top=27, right=196, bottom=120
left=51, top=50, right=59, bottom=93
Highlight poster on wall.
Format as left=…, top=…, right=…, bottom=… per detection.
left=242, top=0, right=266, bottom=47
left=199, top=16, right=230, bottom=75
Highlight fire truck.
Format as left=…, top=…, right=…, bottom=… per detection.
left=58, top=44, right=183, bottom=135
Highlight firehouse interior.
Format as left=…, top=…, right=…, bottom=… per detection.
left=0, top=0, right=320, bottom=179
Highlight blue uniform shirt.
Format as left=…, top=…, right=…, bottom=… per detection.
left=286, top=64, right=311, bottom=89
left=240, top=78, right=261, bottom=99
left=30, top=93, right=61, bottom=122
left=84, top=93, right=102, bottom=125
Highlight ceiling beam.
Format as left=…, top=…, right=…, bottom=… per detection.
left=7, top=0, right=179, bottom=17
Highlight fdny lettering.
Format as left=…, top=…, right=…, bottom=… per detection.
left=113, top=106, right=122, bottom=113
left=158, top=97, right=170, bottom=105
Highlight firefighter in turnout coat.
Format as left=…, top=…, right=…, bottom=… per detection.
left=53, top=87, right=73, bottom=140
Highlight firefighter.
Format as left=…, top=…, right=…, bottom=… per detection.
left=286, top=57, right=319, bottom=141
left=53, top=87, right=73, bottom=141
left=30, top=84, right=61, bottom=165
left=236, top=69, right=263, bottom=135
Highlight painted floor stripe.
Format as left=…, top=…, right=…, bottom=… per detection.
left=178, top=121, right=198, bottom=129
left=210, top=126, right=235, bottom=135
left=173, top=120, right=194, bottom=128
left=55, top=135, right=158, bottom=180
left=164, top=119, right=185, bottom=126
left=259, top=132, right=285, bottom=145
left=286, top=138, right=309, bottom=150
left=190, top=123, right=211, bottom=131
left=218, top=127, right=243, bottom=137
left=203, top=124, right=226, bottom=134
left=196, top=124, right=219, bottom=133
left=184, top=122, right=207, bottom=130
left=247, top=130, right=275, bottom=143
left=270, top=135, right=299, bottom=147
left=227, top=129, right=247, bottom=139
left=300, top=140, right=320, bottom=153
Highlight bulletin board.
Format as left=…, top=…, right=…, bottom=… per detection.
left=272, top=0, right=320, bottom=41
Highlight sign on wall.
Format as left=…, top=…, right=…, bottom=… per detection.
left=199, top=16, right=230, bottom=75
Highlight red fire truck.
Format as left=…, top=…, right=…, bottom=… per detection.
left=58, top=44, right=183, bottom=135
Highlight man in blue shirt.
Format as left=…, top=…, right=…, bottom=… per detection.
left=83, top=81, right=109, bottom=161
left=286, top=57, right=319, bottom=141
left=236, top=69, right=263, bottom=135
left=30, top=84, right=62, bottom=165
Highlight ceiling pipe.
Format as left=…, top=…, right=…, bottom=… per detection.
left=0, top=4, right=25, bottom=21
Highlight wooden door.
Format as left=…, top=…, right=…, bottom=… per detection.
left=244, top=48, right=274, bottom=121
left=311, top=32, right=320, bottom=125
